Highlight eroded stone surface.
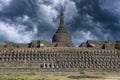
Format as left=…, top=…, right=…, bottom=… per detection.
left=0, top=47, right=119, bottom=72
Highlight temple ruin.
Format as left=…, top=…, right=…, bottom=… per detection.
left=0, top=10, right=120, bottom=72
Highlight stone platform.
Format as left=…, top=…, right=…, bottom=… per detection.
left=0, top=47, right=119, bottom=72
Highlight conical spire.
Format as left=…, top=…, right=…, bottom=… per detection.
left=60, top=9, right=64, bottom=27
left=52, top=9, right=74, bottom=47
left=56, top=9, right=68, bottom=33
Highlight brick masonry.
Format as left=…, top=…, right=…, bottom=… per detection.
left=0, top=10, right=120, bottom=72
left=0, top=47, right=119, bottom=72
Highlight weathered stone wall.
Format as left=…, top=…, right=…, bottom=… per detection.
left=80, top=40, right=120, bottom=49
left=0, top=40, right=56, bottom=49
left=0, top=41, right=29, bottom=49
left=0, top=47, right=119, bottom=72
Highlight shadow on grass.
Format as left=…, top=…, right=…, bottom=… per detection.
left=68, top=76, right=103, bottom=79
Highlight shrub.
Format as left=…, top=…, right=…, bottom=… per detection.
left=80, top=71, right=88, bottom=76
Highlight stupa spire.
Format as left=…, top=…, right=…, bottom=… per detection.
left=56, top=8, right=67, bottom=33
left=52, top=7, right=74, bottom=47
left=60, top=8, right=64, bottom=27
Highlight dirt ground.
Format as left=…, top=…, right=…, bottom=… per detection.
left=0, top=72, right=120, bottom=80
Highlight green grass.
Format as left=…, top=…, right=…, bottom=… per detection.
left=95, top=71, right=106, bottom=75
left=80, top=71, right=88, bottom=76
left=27, top=71, right=36, bottom=75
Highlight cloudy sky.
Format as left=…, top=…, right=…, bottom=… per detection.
left=0, top=0, right=120, bottom=46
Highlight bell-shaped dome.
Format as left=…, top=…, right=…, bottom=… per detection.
left=52, top=10, right=74, bottom=47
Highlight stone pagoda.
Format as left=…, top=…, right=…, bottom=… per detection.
left=52, top=10, right=74, bottom=47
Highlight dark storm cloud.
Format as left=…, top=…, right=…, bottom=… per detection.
left=0, top=0, right=36, bottom=18
left=0, top=0, right=120, bottom=46
left=0, top=0, right=39, bottom=30
left=71, top=0, right=120, bottom=40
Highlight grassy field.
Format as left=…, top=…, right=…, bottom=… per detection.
left=0, top=71, right=120, bottom=80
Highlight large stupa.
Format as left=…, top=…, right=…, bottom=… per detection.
left=52, top=10, right=74, bottom=47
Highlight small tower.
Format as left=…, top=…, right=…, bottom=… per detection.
left=52, top=10, right=74, bottom=47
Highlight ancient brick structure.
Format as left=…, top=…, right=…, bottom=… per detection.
left=80, top=40, right=120, bottom=49
left=0, top=11, right=120, bottom=72
left=0, top=48, right=119, bottom=72
left=52, top=10, right=74, bottom=47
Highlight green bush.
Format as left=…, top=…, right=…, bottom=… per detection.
left=80, top=71, right=88, bottom=76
